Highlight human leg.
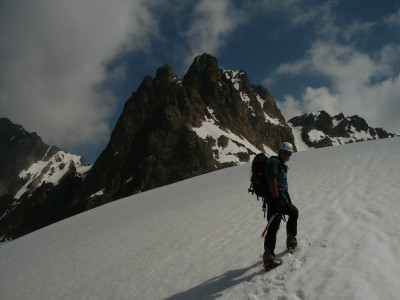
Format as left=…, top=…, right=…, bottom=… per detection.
left=283, top=202, right=298, bottom=250
left=263, top=208, right=281, bottom=263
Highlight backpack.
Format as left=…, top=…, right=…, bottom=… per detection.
left=248, top=153, right=269, bottom=199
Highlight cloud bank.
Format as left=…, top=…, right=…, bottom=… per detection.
left=0, top=0, right=159, bottom=149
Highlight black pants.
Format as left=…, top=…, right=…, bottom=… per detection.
left=263, top=192, right=298, bottom=261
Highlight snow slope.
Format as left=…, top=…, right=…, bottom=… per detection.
left=289, top=124, right=310, bottom=152
left=0, top=138, right=399, bottom=300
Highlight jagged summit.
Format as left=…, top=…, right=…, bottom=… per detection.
left=289, top=110, right=398, bottom=149
left=182, top=53, right=221, bottom=88
left=81, top=53, right=293, bottom=209
left=155, top=64, right=176, bottom=85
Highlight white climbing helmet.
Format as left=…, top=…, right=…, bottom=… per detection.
left=279, top=142, right=294, bottom=153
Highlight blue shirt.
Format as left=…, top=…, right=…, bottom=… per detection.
left=264, top=157, right=288, bottom=191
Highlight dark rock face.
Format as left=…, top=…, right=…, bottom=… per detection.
left=289, top=111, right=398, bottom=148
left=0, top=118, right=89, bottom=241
left=79, top=53, right=294, bottom=209
left=0, top=118, right=58, bottom=197
left=0, top=172, right=83, bottom=241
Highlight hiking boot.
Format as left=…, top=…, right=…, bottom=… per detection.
left=287, top=234, right=297, bottom=253
left=262, top=258, right=282, bottom=271
left=262, top=247, right=276, bottom=263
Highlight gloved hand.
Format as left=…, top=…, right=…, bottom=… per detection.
left=273, top=193, right=288, bottom=210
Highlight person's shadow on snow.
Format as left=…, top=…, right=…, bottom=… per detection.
left=164, top=261, right=263, bottom=300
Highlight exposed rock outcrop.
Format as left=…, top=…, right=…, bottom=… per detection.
left=79, top=53, right=294, bottom=209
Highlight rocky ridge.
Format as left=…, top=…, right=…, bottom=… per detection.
left=79, top=53, right=294, bottom=209
left=289, top=111, right=398, bottom=150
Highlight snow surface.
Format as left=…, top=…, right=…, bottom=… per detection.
left=90, top=188, right=105, bottom=198
left=289, top=125, right=310, bottom=152
left=223, top=70, right=242, bottom=90
left=264, top=113, right=281, bottom=126
left=307, top=129, right=326, bottom=142
left=1, top=138, right=400, bottom=300
left=192, top=107, right=276, bottom=163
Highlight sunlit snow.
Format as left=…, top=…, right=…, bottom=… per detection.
left=1, top=138, right=399, bottom=299
left=224, top=70, right=242, bottom=90
left=289, top=125, right=310, bottom=152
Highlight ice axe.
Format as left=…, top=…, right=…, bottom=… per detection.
left=261, top=213, right=279, bottom=238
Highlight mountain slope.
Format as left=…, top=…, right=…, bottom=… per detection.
left=0, top=117, right=57, bottom=197
left=0, top=118, right=90, bottom=199
left=0, top=118, right=91, bottom=241
left=1, top=137, right=399, bottom=300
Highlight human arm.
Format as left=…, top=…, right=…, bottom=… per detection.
left=268, top=174, right=287, bottom=209
left=267, top=175, right=280, bottom=199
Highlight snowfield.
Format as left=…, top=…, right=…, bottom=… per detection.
left=0, top=137, right=399, bottom=300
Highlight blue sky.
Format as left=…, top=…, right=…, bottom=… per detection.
left=1, top=0, right=399, bottom=163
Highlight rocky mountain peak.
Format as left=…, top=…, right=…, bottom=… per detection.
left=0, top=117, right=27, bottom=140
left=80, top=53, right=294, bottom=209
left=187, top=52, right=219, bottom=74
left=182, top=53, right=224, bottom=90
left=289, top=111, right=398, bottom=149
left=155, top=64, right=175, bottom=85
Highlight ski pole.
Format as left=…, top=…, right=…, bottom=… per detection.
left=261, top=213, right=278, bottom=238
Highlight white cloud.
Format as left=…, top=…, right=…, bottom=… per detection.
left=0, top=0, right=159, bottom=149
left=278, top=95, right=303, bottom=120
left=384, top=8, right=400, bottom=27
left=275, top=59, right=311, bottom=76
left=279, top=87, right=341, bottom=122
left=183, top=0, right=247, bottom=65
left=301, top=86, right=340, bottom=113
left=276, top=41, right=400, bottom=133
left=342, top=20, right=377, bottom=42
left=377, top=44, right=400, bottom=76
left=260, top=0, right=337, bottom=31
